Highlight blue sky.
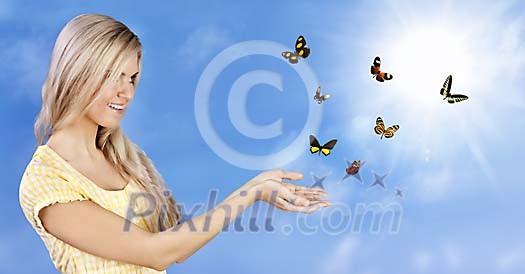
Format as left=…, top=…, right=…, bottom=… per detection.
left=2, top=0, right=525, bottom=273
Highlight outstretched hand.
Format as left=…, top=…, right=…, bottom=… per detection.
left=247, top=170, right=332, bottom=214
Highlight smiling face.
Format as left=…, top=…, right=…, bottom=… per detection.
left=86, top=55, right=140, bottom=128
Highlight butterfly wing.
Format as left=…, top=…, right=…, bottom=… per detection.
left=447, top=94, right=469, bottom=104
left=383, top=125, right=400, bottom=138
left=282, top=51, right=299, bottom=64
left=376, top=72, right=393, bottom=82
left=371, top=56, right=381, bottom=75
left=374, top=117, right=385, bottom=136
left=295, top=35, right=310, bottom=58
left=295, top=36, right=306, bottom=50
left=382, top=72, right=393, bottom=80
left=298, top=47, right=310, bottom=58
left=320, top=139, right=338, bottom=156
left=372, top=57, right=393, bottom=81
left=440, top=75, right=452, bottom=97
left=309, top=135, right=321, bottom=154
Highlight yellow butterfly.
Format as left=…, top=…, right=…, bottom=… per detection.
left=309, top=135, right=337, bottom=156
left=374, top=117, right=399, bottom=139
left=282, top=35, right=311, bottom=64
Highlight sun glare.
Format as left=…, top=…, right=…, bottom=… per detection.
left=345, top=1, right=520, bottom=195
left=387, top=26, right=473, bottom=109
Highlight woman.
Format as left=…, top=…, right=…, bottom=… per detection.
left=18, top=14, right=331, bottom=273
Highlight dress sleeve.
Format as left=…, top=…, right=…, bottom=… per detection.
left=19, top=164, right=89, bottom=235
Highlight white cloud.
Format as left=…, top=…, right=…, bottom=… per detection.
left=497, top=248, right=525, bottom=271
left=443, top=244, right=463, bottom=269
left=0, top=36, right=50, bottom=102
left=409, top=169, right=452, bottom=203
left=412, top=250, right=434, bottom=272
left=345, top=115, right=374, bottom=147
left=410, top=245, right=464, bottom=272
left=0, top=0, right=13, bottom=21
left=175, top=26, right=234, bottom=68
left=320, top=234, right=360, bottom=274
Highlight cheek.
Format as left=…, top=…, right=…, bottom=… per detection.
left=86, top=101, right=106, bottom=123
left=86, top=100, right=120, bottom=127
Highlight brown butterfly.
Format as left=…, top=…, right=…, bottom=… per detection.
left=346, top=160, right=361, bottom=175
left=370, top=56, right=393, bottom=82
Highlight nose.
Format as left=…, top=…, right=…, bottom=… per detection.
left=117, top=79, right=134, bottom=101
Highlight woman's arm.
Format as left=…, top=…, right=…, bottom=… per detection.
left=151, top=187, right=258, bottom=267
left=39, top=199, right=160, bottom=269
left=39, top=170, right=330, bottom=271
left=151, top=170, right=329, bottom=268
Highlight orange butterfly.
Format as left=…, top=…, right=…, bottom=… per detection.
left=370, top=56, right=393, bottom=82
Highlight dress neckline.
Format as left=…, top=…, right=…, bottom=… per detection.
left=39, top=145, right=132, bottom=192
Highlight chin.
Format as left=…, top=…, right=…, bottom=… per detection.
left=94, top=117, right=122, bottom=129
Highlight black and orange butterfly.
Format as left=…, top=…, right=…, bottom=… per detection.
left=370, top=56, right=393, bottom=82
left=309, top=135, right=337, bottom=156
left=282, top=35, right=310, bottom=64
left=440, top=75, right=469, bottom=104
left=374, top=117, right=399, bottom=139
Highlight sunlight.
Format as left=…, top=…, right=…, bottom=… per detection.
left=373, top=21, right=503, bottom=191
left=387, top=25, right=474, bottom=109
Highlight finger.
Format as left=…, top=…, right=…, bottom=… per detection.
left=301, top=203, right=330, bottom=214
left=280, top=191, right=332, bottom=208
left=279, top=181, right=299, bottom=193
left=280, top=181, right=325, bottom=194
left=267, top=179, right=325, bottom=199
left=281, top=183, right=327, bottom=200
left=255, top=170, right=286, bottom=181
left=276, top=170, right=304, bottom=181
left=308, top=199, right=332, bottom=206
left=275, top=197, right=292, bottom=211
left=277, top=198, right=330, bottom=214
left=295, top=189, right=328, bottom=198
left=282, top=191, right=311, bottom=207
left=276, top=182, right=327, bottom=198
left=300, top=194, right=327, bottom=202
left=303, top=199, right=333, bottom=213
left=275, top=197, right=302, bottom=211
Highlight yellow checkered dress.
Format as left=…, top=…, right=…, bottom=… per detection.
left=19, top=145, right=167, bottom=273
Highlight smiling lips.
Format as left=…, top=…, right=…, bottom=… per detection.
left=107, top=103, right=126, bottom=113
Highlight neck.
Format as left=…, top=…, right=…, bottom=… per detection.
left=47, top=116, right=100, bottom=156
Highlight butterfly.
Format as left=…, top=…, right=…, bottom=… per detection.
left=374, top=117, right=399, bottom=139
left=370, top=56, right=393, bottom=82
left=309, top=135, right=337, bottom=156
left=440, top=75, right=469, bottom=104
left=314, top=86, right=331, bottom=104
left=345, top=160, right=361, bottom=175
left=282, top=35, right=310, bottom=64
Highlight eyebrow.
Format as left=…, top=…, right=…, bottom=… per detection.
left=121, top=72, right=139, bottom=77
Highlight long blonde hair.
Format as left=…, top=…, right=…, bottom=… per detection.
left=34, top=14, right=180, bottom=232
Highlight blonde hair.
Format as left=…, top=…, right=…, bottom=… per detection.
left=34, top=14, right=181, bottom=232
